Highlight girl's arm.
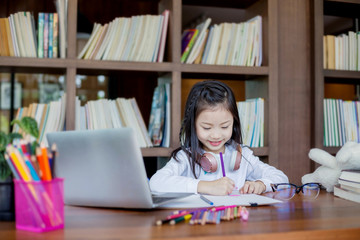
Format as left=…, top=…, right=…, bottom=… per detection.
left=149, top=152, right=200, bottom=193
left=243, top=148, right=289, bottom=192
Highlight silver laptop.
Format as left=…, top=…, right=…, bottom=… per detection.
left=47, top=128, right=192, bottom=209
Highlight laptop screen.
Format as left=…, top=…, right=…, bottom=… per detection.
left=47, top=128, right=155, bottom=208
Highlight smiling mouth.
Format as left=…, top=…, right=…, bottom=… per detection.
left=209, top=141, right=222, bottom=146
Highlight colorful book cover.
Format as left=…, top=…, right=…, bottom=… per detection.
left=37, top=13, right=44, bottom=58
left=181, top=29, right=197, bottom=56
left=148, top=84, right=166, bottom=146
left=181, top=29, right=198, bottom=63
left=48, top=13, right=54, bottom=58
left=43, top=13, right=49, bottom=58
left=53, top=13, right=58, bottom=58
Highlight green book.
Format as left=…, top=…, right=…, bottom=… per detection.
left=181, top=29, right=198, bottom=63
left=37, top=12, right=44, bottom=58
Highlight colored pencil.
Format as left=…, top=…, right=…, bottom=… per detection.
left=219, top=152, right=226, bottom=177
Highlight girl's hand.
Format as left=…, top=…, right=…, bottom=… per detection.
left=198, top=177, right=235, bottom=195
left=240, top=180, right=266, bottom=194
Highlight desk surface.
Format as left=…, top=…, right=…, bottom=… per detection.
left=0, top=191, right=360, bottom=240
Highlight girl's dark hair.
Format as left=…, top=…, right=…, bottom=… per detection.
left=171, top=80, right=243, bottom=178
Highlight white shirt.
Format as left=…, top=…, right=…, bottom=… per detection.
left=149, top=144, right=289, bottom=193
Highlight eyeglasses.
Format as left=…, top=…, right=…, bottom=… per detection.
left=270, top=183, right=322, bottom=200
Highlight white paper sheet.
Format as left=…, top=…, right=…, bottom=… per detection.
left=159, top=193, right=282, bottom=209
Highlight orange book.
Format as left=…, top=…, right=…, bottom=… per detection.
left=0, top=18, right=10, bottom=56
left=326, top=35, right=335, bottom=70
left=4, top=18, right=15, bottom=56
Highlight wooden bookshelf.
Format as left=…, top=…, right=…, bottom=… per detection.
left=0, top=0, right=314, bottom=183
left=313, top=0, right=360, bottom=155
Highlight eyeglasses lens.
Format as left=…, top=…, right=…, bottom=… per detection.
left=302, top=183, right=320, bottom=198
left=274, top=184, right=296, bottom=200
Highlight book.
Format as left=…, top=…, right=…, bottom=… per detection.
left=157, top=10, right=169, bottom=62
left=130, top=98, right=153, bottom=147
left=48, top=13, right=54, bottom=58
left=215, top=22, right=232, bottom=65
left=112, top=18, right=130, bottom=61
left=102, top=17, right=120, bottom=60
left=181, top=29, right=197, bottom=55
left=339, top=170, right=360, bottom=183
left=225, top=23, right=238, bottom=65
left=201, top=26, right=214, bottom=64
left=194, top=30, right=209, bottom=64
left=334, top=185, right=360, bottom=203
left=22, top=12, right=36, bottom=57
left=4, top=18, right=15, bottom=56
left=56, top=0, right=67, bottom=58
left=88, top=24, right=109, bottom=60
left=185, top=18, right=211, bottom=64
left=120, top=16, right=138, bottom=61
left=53, top=13, right=58, bottom=58
left=14, top=12, right=26, bottom=57
left=94, top=18, right=115, bottom=60
left=249, top=15, right=262, bottom=67
left=8, top=14, right=18, bottom=56
left=0, top=18, right=9, bottom=56
left=149, top=15, right=163, bottom=62
left=326, top=35, right=335, bottom=69
left=148, top=84, right=166, bottom=146
left=37, top=13, right=45, bottom=58
left=38, top=104, right=50, bottom=142
left=181, top=29, right=199, bottom=63
left=208, top=24, right=223, bottom=64
left=187, top=29, right=209, bottom=64
left=134, top=15, right=153, bottom=61
left=128, top=15, right=146, bottom=61
left=339, top=178, right=360, bottom=192
left=44, top=13, right=49, bottom=58
left=77, top=23, right=101, bottom=59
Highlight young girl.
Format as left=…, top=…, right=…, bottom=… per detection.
left=149, top=80, right=288, bottom=195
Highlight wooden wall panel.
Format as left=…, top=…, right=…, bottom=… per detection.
left=277, top=0, right=311, bottom=184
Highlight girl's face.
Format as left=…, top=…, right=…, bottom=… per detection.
left=195, top=105, right=234, bottom=154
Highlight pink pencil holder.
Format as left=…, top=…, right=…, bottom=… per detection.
left=14, top=178, right=64, bottom=232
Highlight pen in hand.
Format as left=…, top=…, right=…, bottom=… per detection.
left=200, top=195, right=214, bottom=205
left=220, top=152, right=226, bottom=177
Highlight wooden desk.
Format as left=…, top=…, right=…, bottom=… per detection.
left=0, top=191, right=359, bottom=240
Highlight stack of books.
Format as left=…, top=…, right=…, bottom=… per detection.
left=181, top=15, right=262, bottom=66
left=334, top=170, right=360, bottom=203
left=37, top=13, right=59, bottom=58
left=0, top=0, right=67, bottom=58
left=77, top=10, right=169, bottom=62
left=75, top=97, right=153, bottom=148
left=13, top=94, right=67, bottom=146
left=0, top=12, right=37, bottom=57
left=323, top=98, right=360, bottom=147
left=237, top=98, right=264, bottom=147
left=323, top=31, right=360, bottom=71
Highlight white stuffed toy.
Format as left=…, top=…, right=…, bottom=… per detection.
left=302, top=141, right=360, bottom=192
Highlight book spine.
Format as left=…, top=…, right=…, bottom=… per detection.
left=53, top=13, right=58, bottom=58
left=43, top=13, right=49, bottom=58
left=48, top=13, right=54, bottom=58
left=38, top=12, right=45, bottom=58
left=181, top=30, right=198, bottom=63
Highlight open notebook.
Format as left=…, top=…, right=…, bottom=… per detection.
left=47, top=128, right=192, bottom=209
